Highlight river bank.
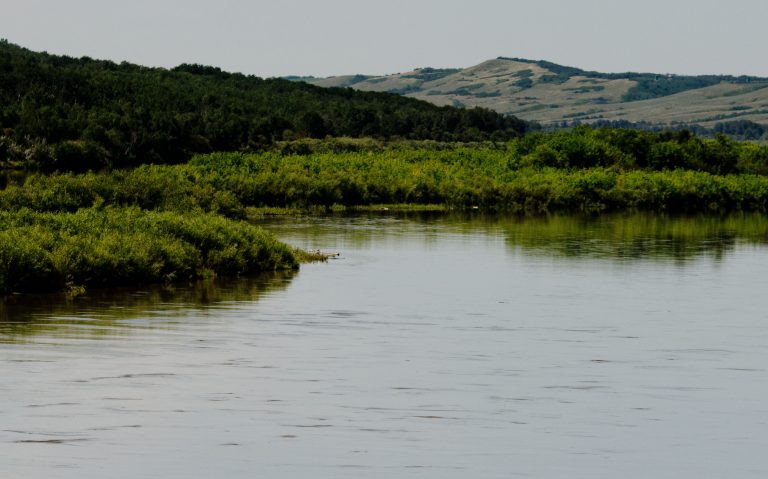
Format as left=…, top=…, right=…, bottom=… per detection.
left=3, top=143, right=768, bottom=293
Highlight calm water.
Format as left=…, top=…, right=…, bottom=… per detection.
left=2, top=213, right=768, bottom=478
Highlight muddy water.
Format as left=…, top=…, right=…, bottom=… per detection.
left=2, top=213, right=768, bottom=478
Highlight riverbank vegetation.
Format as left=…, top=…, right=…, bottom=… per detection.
left=0, top=207, right=299, bottom=294
left=3, top=41, right=768, bottom=294
left=3, top=128, right=767, bottom=216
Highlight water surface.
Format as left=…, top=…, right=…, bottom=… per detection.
left=2, top=213, right=768, bottom=478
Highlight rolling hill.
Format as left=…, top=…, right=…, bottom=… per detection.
left=294, top=58, right=768, bottom=130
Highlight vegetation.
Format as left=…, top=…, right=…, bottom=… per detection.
left=3, top=39, right=768, bottom=295
left=0, top=207, right=298, bottom=294
left=2, top=128, right=768, bottom=293
left=713, top=120, right=767, bottom=141
left=0, top=40, right=528, bottom=171
left=2, top=128, right=767, bottom=218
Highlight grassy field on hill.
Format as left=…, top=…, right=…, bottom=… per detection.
left=302, top=58, right=768, bottom=134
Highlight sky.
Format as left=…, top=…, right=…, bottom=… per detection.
left=2, top=0, right=767, bottom=78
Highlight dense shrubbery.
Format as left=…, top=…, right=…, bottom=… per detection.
left=193, top=154, right=767, bottom=213
left=0, top=207, right=298, bottom=294
left=0, top=167, right=246, bottom=217
left=3, top=144, right=767, bottom=217
left=0, top=40, right=528, bottom=171
left=714, top=120, right=767, bottom=141
left=514, top=127, right=768, bottom=174
left=2, top=130, right=768, bottom=293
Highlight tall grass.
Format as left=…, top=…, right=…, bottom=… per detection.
left=2, top=150, right=768, bottom=215
left=0, top=207, right=298, bottom=294
left=188, top=152, right=768, bottom=213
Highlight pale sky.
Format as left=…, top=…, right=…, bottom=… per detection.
left=2, top=0, right=767, bottom=78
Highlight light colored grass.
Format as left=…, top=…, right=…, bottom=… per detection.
left=305, top=58, right=768, bottom=127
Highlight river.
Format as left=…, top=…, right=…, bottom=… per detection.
left=2, top=213, right=768, bottom=478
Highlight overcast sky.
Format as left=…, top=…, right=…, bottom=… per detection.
left=2, top=0, right=766, bottom=78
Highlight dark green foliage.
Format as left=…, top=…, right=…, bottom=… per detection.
left=401, top=68, right=461, bottom=82
left=0, top=166, right=247, bottom=217
left=182, top=151, right=768, bottom=214
left=714, top=120, right=767, bottom=140
left=0, top=207, right=298, bottom=294
left=2, top=129, right=766, bottom=217
left=0, top=40, right=529, bottom=171
left=514, top=78, right=534, bottom=89
left=474, top=91, right=503, bottom=98
left=520, top=126, right=768, bottom=174
left=539, top=74, right=571, bottom=84
left=622, top=76, right=723, bottom=102
left=0, top=129, right=766, bottom=273
left=564, top=85, right=605, bottom=93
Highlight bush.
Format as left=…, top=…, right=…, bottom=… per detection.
left=0, top=207, right=298, bottom=294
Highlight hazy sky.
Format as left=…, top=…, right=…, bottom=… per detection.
left=2, top=0, right=767, bottom=78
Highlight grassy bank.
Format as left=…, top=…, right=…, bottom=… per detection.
left=4, top=150, right=767, bottom=215
left=3, top=140, right=768, bottom=294
left=188, top=151, right=768, bottom=213
left=0, top=207, right=298, bottom=294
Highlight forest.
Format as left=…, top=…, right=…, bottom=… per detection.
left=0, top=40, right=529, bottom=171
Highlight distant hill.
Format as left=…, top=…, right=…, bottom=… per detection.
left=0, top=41, right=528, bottom=170
left=297, top=58, right=768, bottom=133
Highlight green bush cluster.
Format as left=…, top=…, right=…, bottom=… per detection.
left=185, top=150, right=768, bottom=213
left=3, top=141, right=768, bottom=218
left=0, top=207, right=298, bottom=294
left=515, top=127, right=768, bottom=174
left=3, top=130, right=768, bottom=295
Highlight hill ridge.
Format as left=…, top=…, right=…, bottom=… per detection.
left=297, top=57, right=768, bottom=131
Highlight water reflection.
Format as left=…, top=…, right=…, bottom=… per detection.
left=497, top=213, right=768, bottom=262
left=258, top=212, right=768, bottom=263
left=3, top=213, right=768, bottom=478
left=0, top=272, right=295, bottom=342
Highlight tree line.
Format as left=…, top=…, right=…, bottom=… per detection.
left=0, top=40, right=529, bottom=171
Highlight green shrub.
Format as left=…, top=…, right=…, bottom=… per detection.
left=0, top=207, right=297, bottom=294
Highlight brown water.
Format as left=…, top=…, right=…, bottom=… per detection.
left=2, top=213, right=768, bottom=478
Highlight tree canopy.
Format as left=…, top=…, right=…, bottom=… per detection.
left=0, top=40, right=530, bottom=171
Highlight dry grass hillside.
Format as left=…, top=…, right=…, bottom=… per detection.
left=297, top=58, right=768, bottom=129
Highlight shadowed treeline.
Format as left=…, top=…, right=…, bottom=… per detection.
left=0, top=41, right=528, bottom=171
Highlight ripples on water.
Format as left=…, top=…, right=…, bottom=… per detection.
left=2, top=213, right=768, bottom=478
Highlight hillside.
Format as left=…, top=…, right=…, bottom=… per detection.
left=0, top=41, right=528, bottom=171
left=298, top=58, right=768, bottom=133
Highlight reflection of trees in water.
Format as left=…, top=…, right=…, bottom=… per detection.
left=499, top=213, right=768, bottom=262
left=0, top=272, right=296, bottom=341
left=261, top=212, right=768, bottom=263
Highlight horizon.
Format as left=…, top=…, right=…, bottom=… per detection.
left=1, top=0, right=767, bottom=79
left=6, top=39, right=768, bottom=82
